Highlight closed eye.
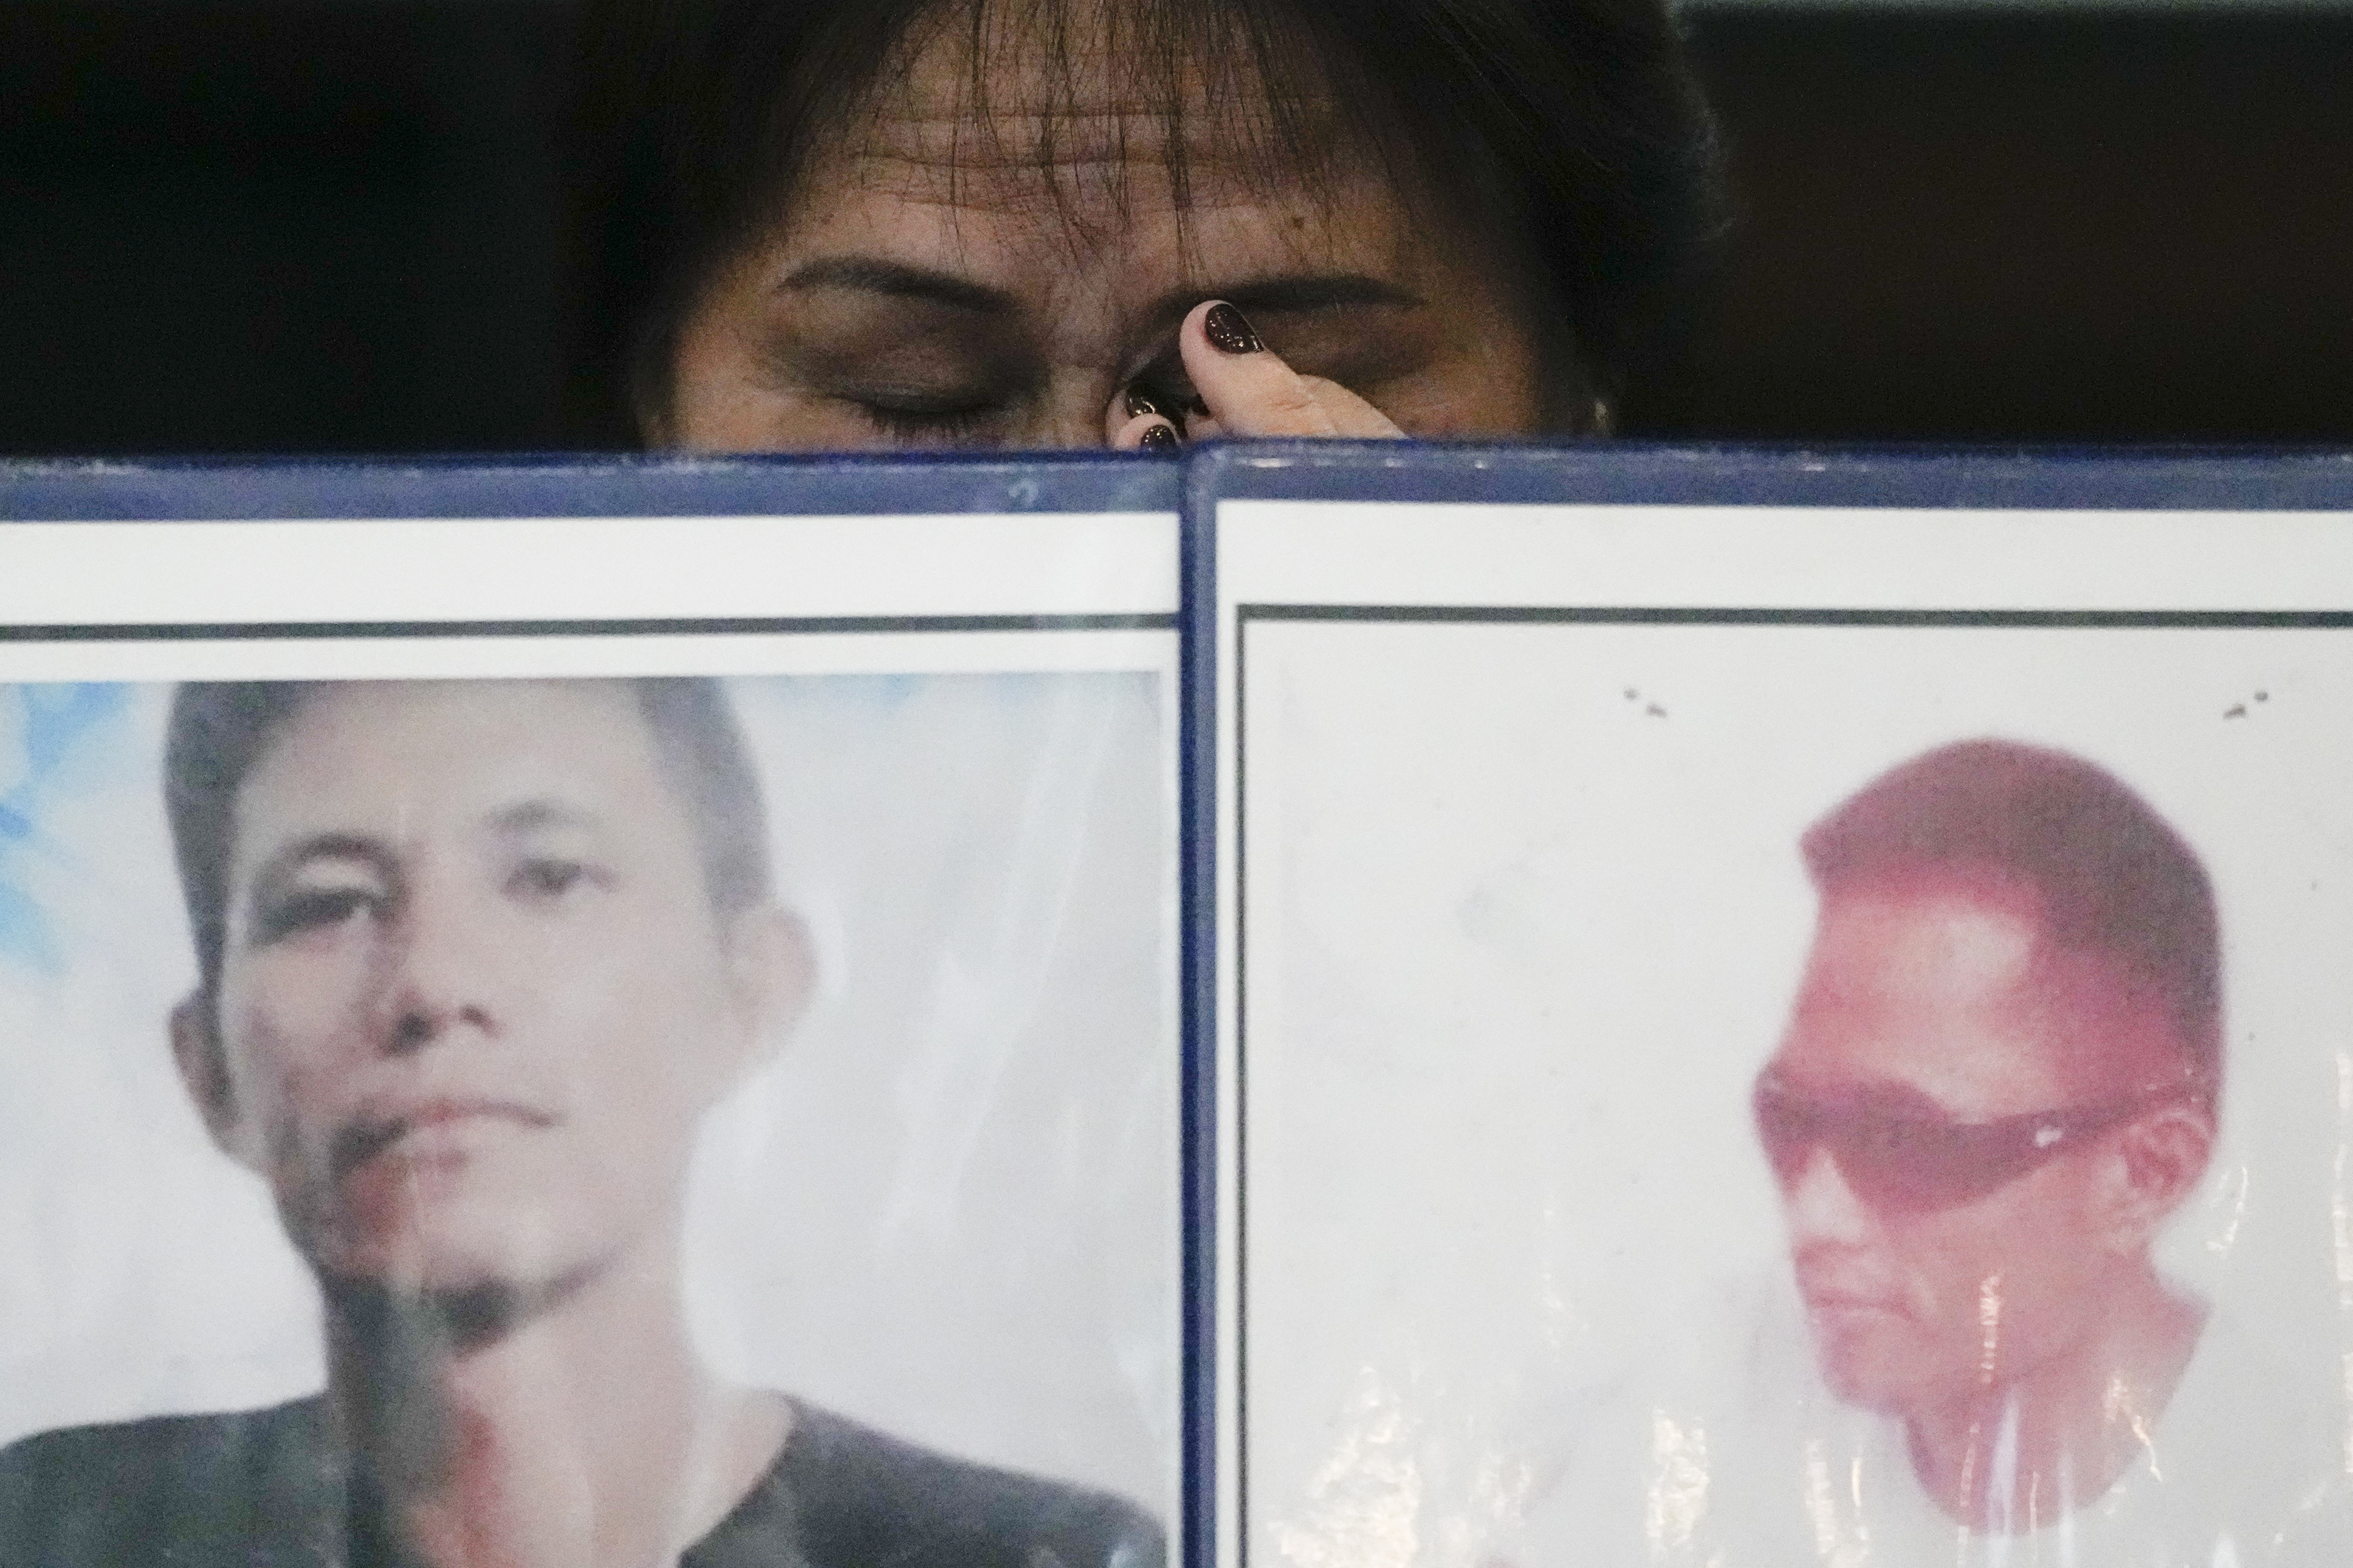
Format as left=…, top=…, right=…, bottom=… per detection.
left=845, top=389, right=1006, bottom=443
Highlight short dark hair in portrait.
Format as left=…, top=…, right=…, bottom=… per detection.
left=163, top=677, right=773, bottom=1011
left=565, top=0, right=1723, bottom=442
left=1800, top=736, right=2222, bottom=1104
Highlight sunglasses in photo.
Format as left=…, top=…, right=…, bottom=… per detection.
left=1751, top=1074, right=2190, bottom=1213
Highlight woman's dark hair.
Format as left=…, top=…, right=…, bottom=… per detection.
left=563, top=0, right=1723, bottom=443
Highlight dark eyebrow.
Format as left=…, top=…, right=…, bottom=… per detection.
left=486, top=798, right=602, bottom=837
left=1142, top=273, right=1426, bottom=335
left=780, top=258, right=1018, bottom=317
left=779, top=261, right=1421, bottom=330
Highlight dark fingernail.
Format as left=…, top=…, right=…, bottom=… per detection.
left=1125, top=388, right=1162, bottom=419
left=1203, top=303, right=1263, bottom=355
left=1139, top=423, right=1181, bottom=453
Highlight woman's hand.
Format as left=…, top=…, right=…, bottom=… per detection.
left=1106, top=300, right=1406, bottom=450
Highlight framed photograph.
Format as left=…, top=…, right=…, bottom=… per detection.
left=0, top=456, right=1181, bottom=1568
left=1195, top=444, right=2353, bottom=1568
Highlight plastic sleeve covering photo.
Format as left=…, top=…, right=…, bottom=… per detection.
left=1237, top=616, right=2353, bottom=1568
left=0, top=672, right=1177, bottom=1568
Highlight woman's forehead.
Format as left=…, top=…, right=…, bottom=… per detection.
left=825, top=0, right=1362, bottom=216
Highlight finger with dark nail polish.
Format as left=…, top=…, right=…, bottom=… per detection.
left=1203, top=303, right=1263, bottom=355
left=1125, top=388, right=1162, bottom=419
left=1139, top=422, right=1181, bottom=452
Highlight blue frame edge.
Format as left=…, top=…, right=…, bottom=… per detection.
left=0, top=450, right=1181, bottom=521
left=1189, top=437, right=2353, bottom=510
left=1178, top=470, right=1220, bottom=1568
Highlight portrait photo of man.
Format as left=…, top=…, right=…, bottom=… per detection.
left=1757, top=740, right=2230, bottom=1530
left=0, top=674, right=1172, bottom=1568
left=1714, top=738, right=2343, bottom=1557
left=1231, top=617, right=2353, bottom=1568
left=1480, top=736, right=2353, bottom=1567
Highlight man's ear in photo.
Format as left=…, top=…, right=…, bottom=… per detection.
left=721, top=903, right=817, bottom=1080
left=168, top=991, right=261, bottom=1171
left=2106, top=1100, right=2218, bottom=1252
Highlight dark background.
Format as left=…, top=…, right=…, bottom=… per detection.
left=4, top=0, right=2349, bottom=456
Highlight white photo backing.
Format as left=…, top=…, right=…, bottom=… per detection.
left=0, top=498, right=1181, bottom=1534
left=1214, top=487, right=2353, bottom=1568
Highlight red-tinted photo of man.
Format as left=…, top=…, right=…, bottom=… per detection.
left=1760, top=739, right=2227, bottom=1533
left=1510, top=738, right=2351, bottom=1567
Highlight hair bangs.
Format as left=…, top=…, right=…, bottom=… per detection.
left=803, top=0, right=1376, bottom=261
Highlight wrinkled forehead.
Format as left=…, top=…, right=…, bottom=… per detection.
left=817, top=0, right=1369, bottom=231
